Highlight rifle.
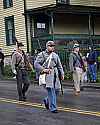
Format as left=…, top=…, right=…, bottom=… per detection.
left=73, top=52, right=86, bottom=72
left=53, top=58, right=63, bottom=95
left=57, top=68, right=63, bottom=95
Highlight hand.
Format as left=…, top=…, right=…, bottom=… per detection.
left=61, top=75, right=64, bottom=80
left=13, top=70, right=16, bottom=75
left=43, top=68, right=52, bottom=74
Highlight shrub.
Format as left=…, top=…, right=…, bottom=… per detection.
left=4, top=65, right=35, bottom=79
left=4, top=65, right=13, bottom=78
left=97, top=71, right=100, bottom=83
left=28, top=70, right=35, bottom=80
left=64, top=71, right=73, bottom=81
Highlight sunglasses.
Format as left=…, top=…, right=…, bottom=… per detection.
left=48, top=45, right=55, bottom=47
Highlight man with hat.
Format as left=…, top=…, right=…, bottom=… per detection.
left=69, top=43, right=85, bottom=96
left=11, top=41, right=31, bottom=101
left=87, top=46, right=97, bottom=83
left=34, top=41, right=64, bottom=113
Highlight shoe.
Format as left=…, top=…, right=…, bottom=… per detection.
left=23, top=96, right=26, bottom=101
left=74, top=91, right=80, bottom=96
left=43, top=99, right=49, bottom=110
left=19, top=96, right=26, bottom=101
left=93, top=80, right=96, bottom=83
left=23, top=95, right=26, bottom=100
left=51, top=110, right=58, bottom=113
left=19, top=98, right=24, bottom=101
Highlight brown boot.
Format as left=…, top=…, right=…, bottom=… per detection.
left=74, top=91, right=80, bottom=96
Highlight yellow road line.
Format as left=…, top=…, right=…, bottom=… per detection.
left=0, top=97, right=100, bottom=117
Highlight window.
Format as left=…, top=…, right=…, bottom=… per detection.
left=5, top=16, right=15, bottom=45
left=3, top=0, right=13, bottom=9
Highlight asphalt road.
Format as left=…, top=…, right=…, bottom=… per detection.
left=0, top=80, right=100, bottom=125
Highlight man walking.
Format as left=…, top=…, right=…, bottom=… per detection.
left=69, top=43, right=85, bottom=96
left=11, top=42, right=31, bottom=101
left=34, top=41, right=64, bottom=113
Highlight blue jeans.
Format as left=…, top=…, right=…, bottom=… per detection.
left=44, top=88, right=59, bottom=112
left=88, top=64, right=97, bottom=81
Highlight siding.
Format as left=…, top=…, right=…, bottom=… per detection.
left=0, top=0, right=27, bottom=55
left=26, top=0, right=56, bottom=10
left=70, top=0, right=100, bottom=7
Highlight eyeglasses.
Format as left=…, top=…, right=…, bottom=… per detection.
left=48, top=45, right=55, bottom=47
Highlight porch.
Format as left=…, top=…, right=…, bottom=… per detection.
left=25, top=4, right=100, bottom=70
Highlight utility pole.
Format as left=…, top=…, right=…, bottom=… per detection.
left=23, top=0, right=29, bottom=52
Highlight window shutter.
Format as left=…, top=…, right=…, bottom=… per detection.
left=5, top=18, right=10, bottom=45
left=10, top=0, right=13, bottom=7
left=5, top=16, right=15, bottom=46
left=3, top=0, right=13, bottom=9
left=3, top=0, right=7, bottom=9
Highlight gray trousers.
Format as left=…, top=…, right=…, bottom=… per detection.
left=16, top=68, right=30, bottom=99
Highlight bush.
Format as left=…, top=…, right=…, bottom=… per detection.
left=4, top=65, right=35, bottom=80
left=28, top=70, right=35, bottom=80
left=97, top=72, right=100, bottom=83
left=64, top=71, right=73, bottom=81
left=4, top=65, right=13, bottom=78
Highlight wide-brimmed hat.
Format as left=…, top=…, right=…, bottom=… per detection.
left=73, top=43, right=79, bottom=48
left=17, top=42, right=24, bottom=47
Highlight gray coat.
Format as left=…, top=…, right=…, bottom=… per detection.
left=34, top=50, right=64, bottom=89
left=69, top=52, right=82, bottom=72
left=11, top=51, right=29, bottom=73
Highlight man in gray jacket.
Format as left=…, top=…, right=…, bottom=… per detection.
left=34, top=41, right=64, bottom=113
left=69, top=43, right=85, bottom=96
left=11, top=42, right=31, bottom=101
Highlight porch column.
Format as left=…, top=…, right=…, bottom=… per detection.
left=23, top=0, right=29, bottom=52
left=50, top=12, right=54, bottom=41
left=88, top=14, right=94, bottom=45
left=30, top=16, right=33, bottom=54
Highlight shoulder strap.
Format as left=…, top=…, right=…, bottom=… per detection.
left=73, top=52, right=86, bottom=71
left=42, top=52, right=52, bottom=67
left=15, top=56, right=22, bottom=67
left=73, top=52, right=81, bottom=61
left=15, top=53, right=22, bottom=67
left=47, top=53, right=52, bottom=68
